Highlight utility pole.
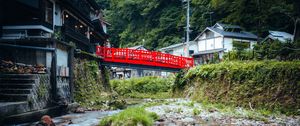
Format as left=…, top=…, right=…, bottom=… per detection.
left=184, top=0, right=190, bottom=57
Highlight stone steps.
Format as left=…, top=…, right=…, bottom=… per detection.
left=0, top=89, right=32, bottom=94
left=0, top=74, right=35, bottom=117
left=0, top=102, right=30, bottom=118
left=0, top=78, right=35, bottom=83
left=0, top=94, right=29, bottom=102
left=0, top=74, right=37, bottom=79
left=0, top=84, right=34, bottom=89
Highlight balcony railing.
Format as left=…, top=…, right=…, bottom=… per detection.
left=62, top=25, right=89, bottom=45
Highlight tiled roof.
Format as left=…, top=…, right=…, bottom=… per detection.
left=207, top=27, right=258, bottom=40
left=215, top=23, right=242, bottom=29
left=264, top=31, right=293, bottom=42
left=159, top=41, right=196, bottom=51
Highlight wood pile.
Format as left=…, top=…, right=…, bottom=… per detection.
left=0, top=60, right=47, bottom=74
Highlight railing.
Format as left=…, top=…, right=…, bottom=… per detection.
left=96, top=46, right=194, bottom=69
left=62, top=25, right=89, bottom=45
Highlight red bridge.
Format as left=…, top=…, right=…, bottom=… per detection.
left=96, top=46, right=194, bottom=71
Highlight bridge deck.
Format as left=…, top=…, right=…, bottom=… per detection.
left=96, top=46, right=194, bottom=70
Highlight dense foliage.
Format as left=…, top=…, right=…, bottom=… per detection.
left=110, top=76, right=174, bottom=98
left=174, top=61, right=300, bottom=115
left=74, top=59, right=110, bottom=107
left=97, top=0, right=299, bottom=49
left=254, top=40, right=300, bottom=60
left=99, top=107, right=159, bottom=126
left=223, top=40, right=300, bottom=61
left=222, top=41, right=254, bottom=61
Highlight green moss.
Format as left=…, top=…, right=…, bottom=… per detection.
left=99, top=107, right=158, bottom=126
left=37, top=82, right=47, bottom=99
left=74, top=59, right=111, bottom=108
left=193, top=108, right=201, bottom=115
left=175, top=61, right=300, bottom=115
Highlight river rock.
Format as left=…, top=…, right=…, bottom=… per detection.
left=74, top=107, right=85, bottom=113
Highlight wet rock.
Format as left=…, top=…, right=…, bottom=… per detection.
left=181, top=117, right=195, bottom=123
left=108, top=99, right=127, bottom=109
left=74, top=107, right=85, bottom=113
left=36, top=115, right=55, bottom=126
left=67, top=102, right=80, bottom=113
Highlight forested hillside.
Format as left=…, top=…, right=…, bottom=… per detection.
left=97, top=0, right=299, bottom=50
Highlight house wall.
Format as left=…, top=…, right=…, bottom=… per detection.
left=163, top=42, right=198, bottom=56
left=189, top=42, right=198, bottom=54
left=57, top=48, right=68, bottom=67
left=198, top=37, right=223, bottom=51
left=224, top=38, right=233, bottom=52
left=197, top=30, right=223, bottom=52
left=56, top=43, right=71, bottom=102
left=198, top=36, right=257, bottom=53
left=54, top=3, right=62, bottom=26
left=224, top=37, right=257, bottom=52
left=196, top=29, right=257, bottom=53
left=172, top=46, right=185, bottom=56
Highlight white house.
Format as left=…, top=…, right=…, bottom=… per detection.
left=193, top=23, right=258, bottom=65
left=159, top=41, right=198, bottom=56
left=263, top=31, right=293, bottom=43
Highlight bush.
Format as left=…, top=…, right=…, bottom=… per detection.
left=175, top=61, right=300, bottom=115
left=99, top=107, right=159, bottom=126
left=74, top=59, right=110, bottom=107
left=223, top=50, right=255, bottom=61
left=110, top=76, right=174, bottom=98
left=254, top=40, right=300, bottom=60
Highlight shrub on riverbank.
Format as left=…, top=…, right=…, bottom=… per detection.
left=99, top=107, right=159, bottom=126
left=174, top=61, right=300, bottom=115
left=110, top=76, right=174, bottom=99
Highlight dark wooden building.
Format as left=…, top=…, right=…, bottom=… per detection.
left=0, top=0, right=109, bottom=123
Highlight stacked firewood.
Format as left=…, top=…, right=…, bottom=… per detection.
left=0, top=60, right=47, bottom=74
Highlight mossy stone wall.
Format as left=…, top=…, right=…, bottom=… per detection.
left=175, top=61, right=300, bottom=115
left=73, top=59, right=110, bottom=107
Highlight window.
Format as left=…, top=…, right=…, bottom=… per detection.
left=189, top=50, right=194, bottom=55
left=206, top=31, right=214, bottom=38
left=45, top=0, right=53, bottom=25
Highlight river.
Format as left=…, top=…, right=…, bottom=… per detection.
left=17, top=99, right=300, bottom=126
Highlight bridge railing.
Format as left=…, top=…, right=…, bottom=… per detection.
left=96, top=46, right=194, bottom=69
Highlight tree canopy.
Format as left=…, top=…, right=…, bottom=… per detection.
left=97, top=0, right=299, bottom=50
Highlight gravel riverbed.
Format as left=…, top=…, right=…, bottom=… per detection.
left=18, top=98, right=300, bottom=126
left=145, top=99, right=300, bottom=126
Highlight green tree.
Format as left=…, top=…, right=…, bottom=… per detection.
left=97, top=0, right=298, bottom=50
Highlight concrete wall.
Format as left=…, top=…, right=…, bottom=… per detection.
left=56, top=43, right=71, bottom=102
left=54, top=3, right=62, bottom=26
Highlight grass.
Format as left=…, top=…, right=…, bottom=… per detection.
left=99, top=107, right=159, bottom=126
left=110, top=76, right=174, bottom=99
left=175, top=61, right=300, bottom=115
left=197, top=100, right=277, bottom=122
left=123, top=92, right=172, bottom=99
left=193, top=108, right=201, bottom=115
